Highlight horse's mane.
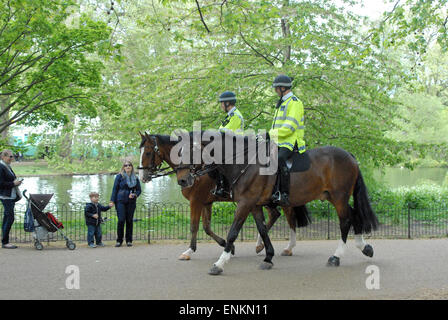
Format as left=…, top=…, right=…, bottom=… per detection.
left=139, top=134, right=179, bottom=148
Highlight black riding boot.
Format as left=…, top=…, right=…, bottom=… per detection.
left=272, top=163, right=290, bottom=206
left=212, top=174, right=226, bottom=198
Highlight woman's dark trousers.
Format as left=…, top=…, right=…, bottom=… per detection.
left=1, top=199, right=15, bottom=245
left=116, top=201, right=136, bottom=244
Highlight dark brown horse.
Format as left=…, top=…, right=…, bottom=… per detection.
left=137, top=132, right=308, bottom=260
left=176, top=131, right=378, bottom=275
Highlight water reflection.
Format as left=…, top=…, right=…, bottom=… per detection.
left=17, top=174, right=188, bottom=207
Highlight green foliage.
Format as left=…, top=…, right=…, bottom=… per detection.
left=0, top=0, right=120, bottom=132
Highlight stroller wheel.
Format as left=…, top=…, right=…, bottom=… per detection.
left=34, top=242, right=43, bottom=250
left=66, top=241, right=76, bottom=250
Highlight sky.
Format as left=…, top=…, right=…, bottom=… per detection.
left=345, top=0, right=395, bottom=20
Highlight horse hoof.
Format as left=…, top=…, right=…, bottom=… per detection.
left=259, top=261, right=273, bottom=270
left=281, top=249, right=292, bottom=256
left=231, top=245, right=235, bottom=256
left=362, top=244, right=374, bottom=258
left=208, top=265, right=223, bottom=275
left=178, top=254, right=191, bottom=261
left=255, top=245, right=264, bottom=254
left=327, top=256, right=340, bottom=267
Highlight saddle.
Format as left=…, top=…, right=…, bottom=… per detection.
left=285, top=150, right=311, bottom=172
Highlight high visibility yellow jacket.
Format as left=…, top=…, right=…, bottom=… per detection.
left=269, top=93, right=306, bottom=152
left=219, top=107, right=244, bottom=133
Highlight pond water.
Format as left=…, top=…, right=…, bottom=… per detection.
left=373, top=167, right=448, bottom=188
left=15, top=167, right=447, bottom=206
left=17, top=174, right=187, bottom=207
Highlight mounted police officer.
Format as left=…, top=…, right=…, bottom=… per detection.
left=213, top=91, right=244, bottom=197
left=269, top=75, right=306, bottom=206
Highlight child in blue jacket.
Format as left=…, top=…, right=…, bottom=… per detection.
left=85, top=192, right=113, bottom=248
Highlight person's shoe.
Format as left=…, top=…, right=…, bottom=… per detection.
left=2, top=243, right=17, bottom=249
left=115, top=242, right=122, bottom=247
left=88, top=243, right=97, bottom=248
left=277, top=193, right=290, bottom=206
left=96, top=243, right=105, bottom=247
left=271, top=191, right=290, bottom=206
left=212, top=186, right=226, bottom=198
left=126, top=242, right=133, bottom=247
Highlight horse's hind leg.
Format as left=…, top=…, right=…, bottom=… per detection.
left=255, top=206, right=281, bottom=254
left=202, top=203, right=235, bottom=255
left=327, top=198, right=351, bottom=267
left=179, top=200, right=202, bottom=260
left=281, top=207, right=296, bottom=256
left=351, top=206, right=374, bottom=258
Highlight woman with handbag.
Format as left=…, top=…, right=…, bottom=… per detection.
left=0, top=149, right=23, bottom=249
left=109, top=161, right=141, bottom=247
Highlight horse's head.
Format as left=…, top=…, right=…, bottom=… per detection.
left=138, top=132, right=164, bottom=183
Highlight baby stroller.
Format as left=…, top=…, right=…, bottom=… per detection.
left=23, top=190, right=76, bottom=250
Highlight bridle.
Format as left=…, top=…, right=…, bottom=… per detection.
left=137, top=136, right=175, bottom=179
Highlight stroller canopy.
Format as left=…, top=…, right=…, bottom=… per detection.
left=30, top=194, right=53, bottom=212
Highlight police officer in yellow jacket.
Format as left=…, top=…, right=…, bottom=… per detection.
left=218, top=91, right=244, bottom=133
left=213, top=91, right=244, bottom=197
left=269, top=75, right=306, bottom=206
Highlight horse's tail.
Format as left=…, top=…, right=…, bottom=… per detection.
left=294, top=205, right=311, bottom=228
left=353, top=170, right=378, bottom=233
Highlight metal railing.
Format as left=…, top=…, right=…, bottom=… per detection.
left=1, top=203, right=447, bottom=244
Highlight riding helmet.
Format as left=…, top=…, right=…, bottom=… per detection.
left=218, top=91, right=237, bottom=104
left=272, top=75, right=293, bottom=88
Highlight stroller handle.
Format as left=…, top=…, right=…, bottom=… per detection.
left=22, top=189, right=29, bottom=200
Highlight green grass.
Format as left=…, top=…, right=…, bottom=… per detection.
left=12, top=160, right=116, bottom=176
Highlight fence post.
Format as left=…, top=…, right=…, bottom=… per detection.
left=407, top=203, right=411, bottom=239
left=327, top=203, right=330, bottom=240
left=147, top=205, right=151, bottom=245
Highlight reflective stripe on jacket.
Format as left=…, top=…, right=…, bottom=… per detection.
left=219, top=108, right=244, bottom=133
left=269, top=95, right=306, bottom=152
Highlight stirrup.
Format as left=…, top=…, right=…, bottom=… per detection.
left=271, top=191, right=281, bottom=202
left=212, top=187, right=226, bottom=197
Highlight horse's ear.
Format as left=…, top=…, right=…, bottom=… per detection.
left=139, top=131, right=144, bottom=138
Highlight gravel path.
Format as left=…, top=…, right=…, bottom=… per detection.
left=0, top=239, right=447, bottom=300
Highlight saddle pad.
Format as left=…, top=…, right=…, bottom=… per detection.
left=286, top=151, right=311, bottom=172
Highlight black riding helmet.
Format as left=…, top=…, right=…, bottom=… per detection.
left=272, top=75, right=293, bottom=88
left=218, top=91, right=237, bottom=108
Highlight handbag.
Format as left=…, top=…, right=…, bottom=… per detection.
left=24, top=206, right=35, bottom=232
left=13, top=186, right=22, bottom=202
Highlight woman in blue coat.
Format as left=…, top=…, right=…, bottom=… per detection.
left=109, top=161, right=141, bottom=247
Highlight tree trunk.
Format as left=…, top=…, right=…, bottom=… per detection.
left=0, top=96, right=10, bottom=141
left=281, top=0, right=291, bottom=65
left=58, top=113, right=74, bottom=160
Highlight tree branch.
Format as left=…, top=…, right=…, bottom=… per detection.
left=195, top=0, right=211, bottom=33
left=239, top=30, right=275, bottom=67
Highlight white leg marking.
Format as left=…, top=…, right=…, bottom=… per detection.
left=182, top=248, right=194, bottom=256
left=355, top=234, right=367, bottom=251
left=333, top=239, right=347, bottom=258
left=139, top=147, right=144, bottom=181
left=256, top=234, right=263, bottom=247
left=213, top=251, right=232, bottom=269
left=285, top=229, right=296, bottom=251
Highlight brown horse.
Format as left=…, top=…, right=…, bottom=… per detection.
left=176, top=131, right=378, bottom=275
left=137, top=132, right=308, bottom=260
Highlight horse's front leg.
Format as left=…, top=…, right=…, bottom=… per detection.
left=255, top=206, right=281, bottom=254
left=208, top=201, right=252, bottom=275
left=252, top=206, right=275, bottom=269
left=178, top=200, right=202, bottom=260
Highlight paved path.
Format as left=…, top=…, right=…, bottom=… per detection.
left=0, top=239, right=447, bottom=299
